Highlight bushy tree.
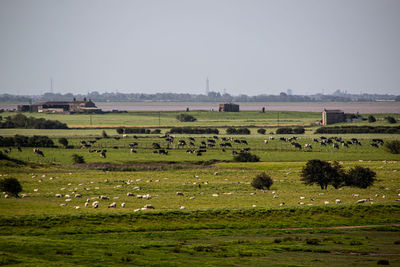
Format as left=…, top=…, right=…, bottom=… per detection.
left=301, top=160, right=344, bottom=190
left=116, top=127, right=124, bottom=134
left=58, top=137, right=68, bottom=148
left=0, top=177, right=22, bottom=197
left=368, top=115, right=376, bottom=123
left=257, top=128, right=266, bottom=134
left=344, top=166, right=376, bottom=188
left=176, top=114, right=197, bottom=122
left=72, top=154, right=85, bottom=164
left=385, top=140, right=400, bottom=154
left=293, top=127, right=305, bottom=134
left=385, top=116, right=397, bottom=124
left=251, top=172, right=273, bottom=190
left=233, top=152, right=260, bottom=162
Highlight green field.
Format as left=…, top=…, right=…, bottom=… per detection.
left=0, top=110, right=400, bottom=266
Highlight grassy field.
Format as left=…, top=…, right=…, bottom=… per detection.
left=0, top=110, right=399, bottom=266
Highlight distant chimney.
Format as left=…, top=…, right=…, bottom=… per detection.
left=84, top=97, right=87, bottom=102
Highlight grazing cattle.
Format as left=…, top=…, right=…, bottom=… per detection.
left=33, top=148, right=44, bottom=157
left=264, top=140, right=268, bottom=144
left=291, top=142, right=302, bottom=149
left=207, top=139, right=215, bottom=143
left=130, top=148, right=137, bottom=153
left=241, top=140, right=248, bottom=145
left=152, top=143, right=161, bottom=149
left=333, top=143, right=339, bottom=149
left=17, top=146, right=22, bottom=152
left=279, top=137, right=287, bottom=142
left=231, top=150, right=238, bottom=155
left=342, top=143, right=349, bottom=147
left=114, top=137, right=120, bottom=140
left=370, top=143, right=379, bottom=148
left=234, top=139, right=241, bottom=144
left=189, top=137, right=195, bottom=141
left=269, top=136, right=274, bottom=140
left=207, top=144, right=215, bottom=148
left=213, top=136, right=218, bottom=139
left=100, top=150, right=106, bottom=158
left=129, top=142, right=138, bottom=147
left=313, top=138, right=319, bottom=142
left=199, top=145, right=206, bottom=149
left=189, top=142, right=195, bottom=146
left=158, top=149, right=168, bottom=155
left=221, top=137, right=228, bottom=141
left=304, top=144, right=312, bottom=149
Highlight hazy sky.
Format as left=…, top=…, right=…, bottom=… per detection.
left=0, top=0, right=399, bottom=96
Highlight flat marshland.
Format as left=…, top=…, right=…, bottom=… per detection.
left=0, top=109, right=399, bottom=266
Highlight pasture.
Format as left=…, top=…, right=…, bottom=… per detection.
left=0, top=109, right=400, bottom=266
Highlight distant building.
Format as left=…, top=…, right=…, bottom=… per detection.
left=18, top=98, right=102, bottom=114
left=219, top=103, right=239, bottom=112
left=322, top=109, right=345, bottom=125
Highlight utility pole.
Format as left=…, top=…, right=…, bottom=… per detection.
left=277, top=112, right=280, bottom=127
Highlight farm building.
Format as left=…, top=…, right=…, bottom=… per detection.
left=17, top=98, right=102, bottom=114
left=219, top=103, right=240, bottom=112
left=322, top=109, right=345, bottom=125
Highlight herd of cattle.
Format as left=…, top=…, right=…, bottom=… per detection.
left=0, top=134, right=385, bottom=158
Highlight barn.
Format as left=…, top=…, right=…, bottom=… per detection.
left=18, top=98, right=102, bottom=114
left=322, top=109, right=345, bottom=125
left=219, top=103, right=240, bottom=112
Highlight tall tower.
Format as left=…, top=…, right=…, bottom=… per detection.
left=206, top=77, right=210, bottom=95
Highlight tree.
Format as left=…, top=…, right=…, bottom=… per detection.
left=176, top=114, right=197, bottom=122
left=293, top=127, right=305, bottom=134
left=385, top=140, right=400, bottom=154
left=301, top=160, right=344, bottom=190
left=385, top=116, right=397, bottom=124
left=72, top=154, right=85, bottom=164
left=58, top=137, right=68, bottom=148
left=344, top=166, right=376, bottom=188
left=257, top=128, right=266, bottom=134
left=233, top=152, right=260, bottom=162
left=368, top=115, right=376, bottom=123
left=0, top=177, right=22, bottom=197
left=116, top=127, right=124, bottom=134
left=251, top=172, right=273, bottom=190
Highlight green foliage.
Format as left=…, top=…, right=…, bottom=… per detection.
left=315, top=126, right=400, bottom=134
left=257, top=128, right=266, bottom=134
left=170, top=127, right=219, bottom=134
left=226, top=127, right=250, bottom=134
left=344, top=166, right=376, bottom=188
left=0, top=113, right=68, bottom=129
left=116, top=127, right=124, bottom=134
left=123, top=128, right=151, bottom=134
left=385, top=140, right=400, bottom=154
left=176, top=114, right=197, bottom=122
left=301, top=160, right=344, bottom=190
left=58, top=137, right=68, bottom=148
left=72, top=154, right=85, bottom=164
left=251, top=172, right=273, bottom=190
left=385, top=116, right=397, bottom=124
left=368, top=115, right=376, bottom=123
left=0, top=177, right=22, bottom=197
left=293, top=127, right=305, bottom=134
left=276, top=127, right=293, bottom=134
left=0, top=135, right=54, bottom=147
left=233, top=152, right=260, bottom=162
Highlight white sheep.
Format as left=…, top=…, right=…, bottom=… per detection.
left=121, top=203, right=126, bottom=208
left=108, top=202, right=116, bottom=208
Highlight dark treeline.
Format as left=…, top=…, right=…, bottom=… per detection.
left=0, top=114, right=68, bottom=129
left=315, top=126, right=400, bottom=134
left=0, top=135, right=55, bottom=147
left=2, top=91, right=399, bottom=103
left=116, top=127, right=161, bottom=134
left=169, top=127, right=219, bottom=134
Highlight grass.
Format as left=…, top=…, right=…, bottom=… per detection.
left=0, top=109, right=399, bottom=265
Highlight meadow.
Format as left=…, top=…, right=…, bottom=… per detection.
left=0, top=109, right=399, bottom=266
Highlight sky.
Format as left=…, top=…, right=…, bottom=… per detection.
left=0, top=0, right=399, bottom=96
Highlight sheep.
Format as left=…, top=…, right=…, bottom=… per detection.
left=179, top=206, right=185, bottom=209
left=127, top=192, right=135, bottom=197
left=85, top=202, right=89, bottom=207
left=176, top=192, right=184, bottom=196
left=143, top=204, right=154, bottom=209
left=324, top=201, right=330, bottom=205
left=108, top=202, right=117, bottom=208
left=75, top=194, right=82, bottom=198
left=121, top=203, right=126, bottom=208
left=357, top=199, right=366, bottom=204
left=335, top=199, right=341, bottom=204
left=55, top=193, right=62, bottom=198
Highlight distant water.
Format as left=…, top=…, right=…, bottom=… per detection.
left=96, top=102, right=400, bottom=114
left=2, top=102, right=399, bottom=114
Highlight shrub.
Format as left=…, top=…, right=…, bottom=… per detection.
left=377, top=259, right=390, bottom=265
left=276, top=127, right=292, bottom=134
left=102, top=130, right=109, bottom=138
left=233, top=152, right=260, bottom=162
left=226, top=127, right=250, bottom=135
left=293, top=127, right=305, bottom=134
left=344, top=166, right=376, bottom=188
left=0, top=177, right=22, bottom=197
left=301, top=160, right=344, bottom=190
left=0, top=113, right=68, bottom=129
left=116, top=127, right=124, bottom=134
left=385, top=140, right=400, bottom=154
left=176, top=114, right=197, bottom=122
left=257, top=128, right=266, bottom=134
left=368, top=115, right=376, bottom=123
left=72, top=154, right=85, bottom=164
left=251, top=172, right=273, bottom=190
left=58, top=137, right=68, bottom=148
left=170, top=127, right=219, bottom=134
left=385, top=116, right=397, bottom=124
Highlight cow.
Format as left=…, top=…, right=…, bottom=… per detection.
left=33, top=148, right=44, bottom=157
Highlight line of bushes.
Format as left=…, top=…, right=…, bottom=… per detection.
left=276, top=127, right=305, bottom=134
left=0, top=113, right=68, bottom=129
left=315, top=126, right=400, bottom=134
left=0, top=135, right=55, bottom=147
left=169, top=127, right=219, bottom=134
left=226, top=127, right=250, bottom=135
left=116, top=127, right=161, bottom=134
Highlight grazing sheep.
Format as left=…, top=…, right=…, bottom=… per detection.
left=279, top=202, right=285, bottom=206
left=108, top=202, right=117, bottom=208
left=75, top=194, right=82, bottom=198
left=84, top=202, right=89, bottom=207
left=179, top=206, right=185, bottom=209
left=176, top=192, right=184, bottom=196
left=357, top=199, right=366, bottom=204
left=92, top=201, right=99, bottom=207
left=55, top=194, right=62, bottom=198
left=127, top=192, right=135, bottom=197
left=335, top=199, right=341, bottom=204
left=324, top=201, right=330, bottom=205
left=143, top=204, right=154, bottom=209
left=121, top=203, right=126, bottom=208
